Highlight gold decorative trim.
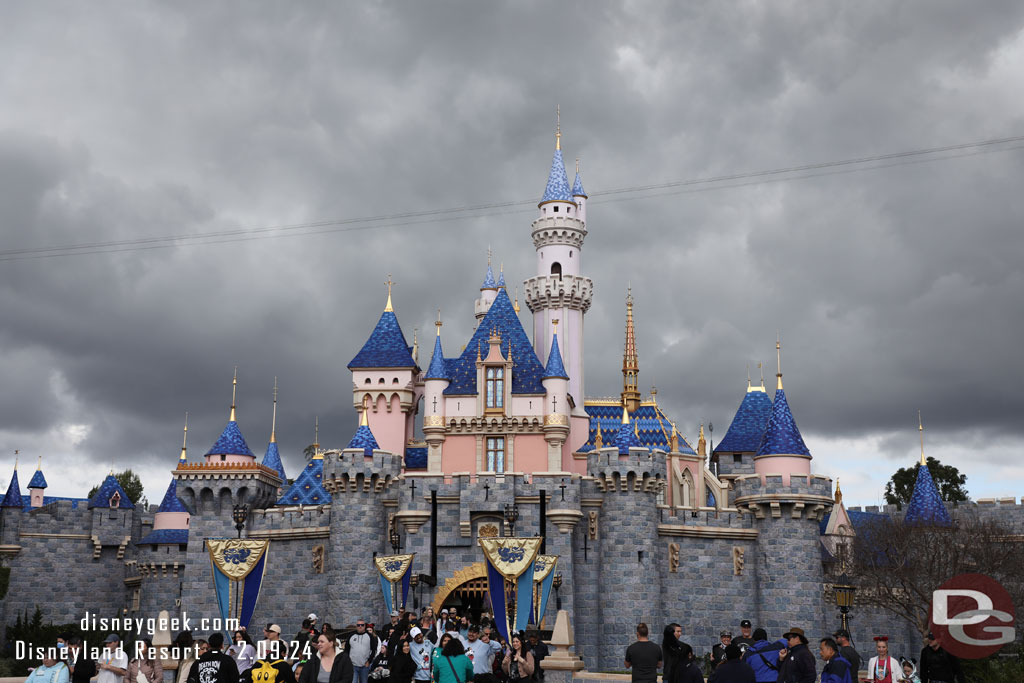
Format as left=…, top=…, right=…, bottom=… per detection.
left=246, top=526, right=330, bottom=540
left=19, top=532, right=92, bottom=540
left=423, top=415, right=446, bottom=427
left=431, top=562, right=488, bottom=613
left=543, top=414, right=569, bottom=426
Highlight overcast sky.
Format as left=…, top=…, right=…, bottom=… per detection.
left=1, top=2, right=1022, bottom=508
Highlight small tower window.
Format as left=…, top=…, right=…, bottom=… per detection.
left=569, top=251, right=573, bottom=257
left=378, top=377, right=385, bottom=384
left=486, top=437, right=506, bottom=472
left=485, top=367, right=504, bottom=409
left=392, top=377, right=399, bottom=384
left=553, top=206, right=559, bottom=213
left=551, top=262, right=562, bottom=277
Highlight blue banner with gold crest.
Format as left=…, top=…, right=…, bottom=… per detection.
left=207, top=539, right=270, bottom=630
left=375, top=554, right=415, bottom=614
left=479, top=538, right=542, bottom=641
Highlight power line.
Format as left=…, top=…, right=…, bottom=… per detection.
left=1, top=133, right=1022, bottom=263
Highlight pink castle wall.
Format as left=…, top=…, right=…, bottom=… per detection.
left=442, top=435, right=477, bottom=474
left=368, top=393, right=406, bottom=456
left=514, top=434, right=547, bottom=473
left=753, top=454, right=811, bottom=486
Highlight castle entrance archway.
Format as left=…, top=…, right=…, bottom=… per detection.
left=431, top=562, right=491, bottom=622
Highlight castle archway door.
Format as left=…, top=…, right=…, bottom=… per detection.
left=431, top=562, right=491, bottom=623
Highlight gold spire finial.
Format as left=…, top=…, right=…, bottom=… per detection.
left=270, top=378, right=278, bottom=444
left=230, top=366, right=238, bottom=422
left=13, top=451, right=18, bottom=470
left=360, top=408, right=369, bottom=428
left=835, top=478, right=843, bottom=504
left=759, top=361, right=765, bottom=388
left=747, top=363, right=751, bottom=389
left=435, top=309, right=443, bottom=336
left=594, top=427, right=603, bottom=448
left=576, top=157, right=580, bottom=175
left=313, top=416, right=320, bottom=452
left=513, top=286, right=520, bottom=314
left=556, top=105, right=561, bottom=151
left=384, top=274, right=395, bottom=312
left=697, top=422, right=707, bottom=457
left=412, top=327, right=419, bottom=363
left=180, top=412, right=189, bottom=461
left=776, top=334, right=783, bottom=390
left=621, top=404, right=629, bottom=425
left=622, top=285, right=640, bottom=412
left=36, top=455, right=41, bottom=470
left=918, top=410, right=925, bottom=466
left=669, top=421, right=679, bottom=453
left=552, top=318, right=559, bottom=334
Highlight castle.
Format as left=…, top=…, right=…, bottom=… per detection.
left=2, top=126, right=1021, bottom=670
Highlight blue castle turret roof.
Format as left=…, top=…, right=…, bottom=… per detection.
left=205, top=421, right=255, bottom=458
left=482, top=264, right=497, bottom=289
left=88, top=474, right=136, bottom=509
left=27, top=468, right=48, bottom=489
left=444, top=288, right=546, bottom=396
left=543, top=333, right=569, bottom=380
left=424, top=333, right=450, bottom=381
left=277, top=458, right=331, bottom=506
left=348, top=310, right=418, bottom=370
left=715, top=388, right=773, bottom=454
left=905, top=461, right=952, bottom=526
left=156, top=478, right=188, bottom=513
left=541, top=148, right=573, bottom=204
left=262, top=442, right=287, bottom=482
left=756, top=388, right=811, bottom=456
left=582, top=403, right=696, bottom=455
left=346, top=424, right=380, bottom=457
left=572, top=171, right=587, bottom=198
left=615, top=410, right=643, bottom=455
left=1, top=469, right=22, bottom=507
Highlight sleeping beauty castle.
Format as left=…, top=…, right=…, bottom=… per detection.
left=2, top=124, right=1017, bottom=669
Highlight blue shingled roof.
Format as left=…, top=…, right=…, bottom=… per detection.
left=424, top=334, right=450, bottom=381
left=346, top=424, right=380, bottom=456
left=715, top=389, right=773, bottom=454
left=262, top=442, right=287, bottom=482
left=405, top=447, right=427, bottom=469
left=541, top=148, right=573, bottom=204
left=582, top=403, right=696, bottom=454
left=88, top=474, right=136, bottom=509
left=157, top=479, right=188, bottom=513
left=615, top=416, right=642, bottom=455
left=27, top=468, right=47, bottom=489
left=818, top=508, right=890, bottom=536
left=1, top=469, right=22, bottom=507
left=482, top=264, right=496, bottom=289
left=136, top=528, right=189, bottom=546
left=543, top=333, right=569, bottom=380
left=572, top=172, right=587, bottom=198
left=905, top=462, right=952, bottom=526
left=348, top=310, right=418, bottom=370
left=205, top=420, right=256, bottom=457
left=497, top=269, right=506, bottom=288
left=756, top=388, right=811, bottom=456
left=444, top=288, right=546, bottom=396
left=18, top=495, right=84, bottom=511
left=277, top=458, right=331, bottom=506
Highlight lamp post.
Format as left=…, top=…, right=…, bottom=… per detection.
left=389, top=526, right=401, bottom=554
left=232, top=504, right=248, bottom=539
left=230, top=504, right=249, bottom=623
left=834, top=572, right=856, bottom=633
left=552, top=572, right=563, bottom=611
left=504, top=503, right=520, bottom=536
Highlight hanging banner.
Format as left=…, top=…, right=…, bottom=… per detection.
left=531, top=555, right=558, bottom=627
left=479, top=538, right=542, bottom=642
left=375, top=553, right=415, bottom=614
left=207, top=539, right=270, bottom=630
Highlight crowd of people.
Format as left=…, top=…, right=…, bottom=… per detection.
left=22, top=611, right=966, bottom=683
left=625, top=620, right=965, bottom=683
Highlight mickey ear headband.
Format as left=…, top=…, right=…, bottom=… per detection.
left=873, top=636, right=889, bottom=642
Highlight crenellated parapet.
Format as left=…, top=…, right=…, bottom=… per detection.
left=321, top=449, right=403, bottom=495
left=732, top=473, right=833, bottom=521
left=587, top=447, right=666, bottom=495
left=523, top=274, right=593, bottom=314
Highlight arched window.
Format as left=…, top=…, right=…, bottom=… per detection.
left=551, top=262, right=562, bottom=277
left=485, top=367, right=504, bottom=411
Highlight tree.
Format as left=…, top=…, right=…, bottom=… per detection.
left=303, top=443, right=318, bottom=461
left=87, top=469, right=146, bottom=506
left=884, top=456, right=968, bottom=506
left=849, top=513, right=1024, bottom=636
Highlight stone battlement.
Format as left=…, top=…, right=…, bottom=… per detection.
left=322, top=449, right=402, bottom=494
left=732, top=472, right=833, bottom=500
left=586, top=447, right=666, bottom=494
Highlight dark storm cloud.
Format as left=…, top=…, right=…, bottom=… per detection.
left=1, top=1, right=1022, bottom=503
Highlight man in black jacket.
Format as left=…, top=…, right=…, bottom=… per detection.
left=831, top=630, right=860, bottom=676
left=188, top=633, right=240, bottom=683
left=776, top=628, right=815, bottom=683
left=919, top=633, right=965, bottom=683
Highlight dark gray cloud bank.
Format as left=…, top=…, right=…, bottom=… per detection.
left=1, top=2, right=1022, bottom=505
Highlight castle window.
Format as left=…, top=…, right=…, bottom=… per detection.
left=551, top=262, right=562, bottom=277
left=486, top=437, right=505, bottom=472
left=392, top=377, right=399, bottom=384
left=553, top=206, right=559, bottom=212
left=485, top=367, right=504, bottom=410
left=365, top=378, right=371, bottom=384
left=733, top=454, right=742, bottom=463
left=379, top=377, right=385, bottom=384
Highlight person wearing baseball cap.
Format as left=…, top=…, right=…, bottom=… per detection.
left=831, top=630, right=860, bottom=675
left=777, top=628, right=815, bottom=683
left=734, top=620, right=756, bottom=650
left=712, top=630, right=733, bottom=669
left=408, top=627, right=433, bottom=683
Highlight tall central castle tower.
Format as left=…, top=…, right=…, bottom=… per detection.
left=524, top=120, right=593, bottom=408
